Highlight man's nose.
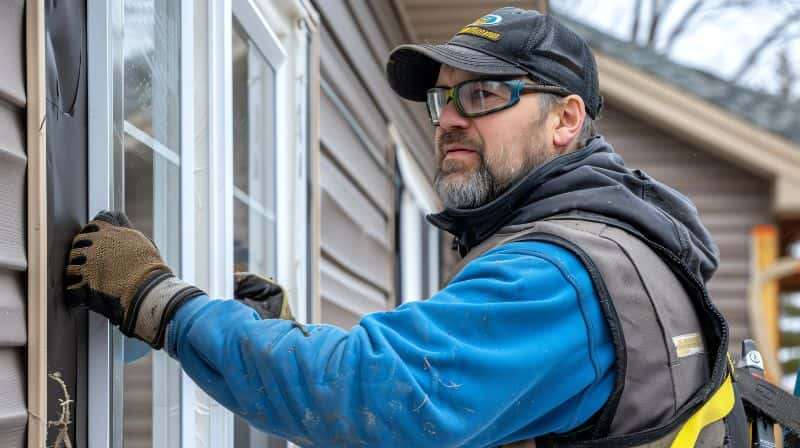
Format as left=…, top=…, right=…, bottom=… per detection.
left=438, top=100, right=470, bottom=130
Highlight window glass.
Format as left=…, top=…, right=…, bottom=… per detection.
left=231, top=18, right=284, bottom=448
left=118, top=1, right=182, bottom=447
left=232, top=19, right=277, bottom=277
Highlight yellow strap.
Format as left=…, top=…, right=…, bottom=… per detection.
left=670, top=374, right=735, bottom=447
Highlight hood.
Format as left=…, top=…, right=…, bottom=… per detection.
left=427, top=136, right=720, bottom=283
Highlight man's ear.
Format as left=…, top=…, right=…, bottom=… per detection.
left=552, top=95, right=586, bottom=149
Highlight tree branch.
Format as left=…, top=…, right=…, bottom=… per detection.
left=632, top=0, right=643, bottom=42
left=732, top=8, right=800, bottom=82
left=646, top=0, right=666, bottom=46
left=662, top=0, right=704, bottom=52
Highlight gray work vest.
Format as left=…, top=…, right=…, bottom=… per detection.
left=446, top=216, right=737, bottom=448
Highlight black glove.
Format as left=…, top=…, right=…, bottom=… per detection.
left=234, top=272, right=295, bottom=320
left=233, top=273, right=310, bottom=336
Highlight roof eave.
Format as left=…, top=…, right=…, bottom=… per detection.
left=595, top=49, right=800, bottom=216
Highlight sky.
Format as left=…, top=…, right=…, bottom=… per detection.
left=551, top=0, right=800, bottom=100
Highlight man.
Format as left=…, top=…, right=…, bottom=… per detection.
left=66, top=7, right=741, bottom=447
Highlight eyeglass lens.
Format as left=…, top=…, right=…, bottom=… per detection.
left=458, top=81, right=513, bottom=114
left=426, top=80, right=515, bottom=125
left=426, top=89, right=446, bottom=125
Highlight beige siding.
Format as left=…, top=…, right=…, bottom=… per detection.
left=601, top=105, right=772, bottom=350
left=401, top=0, right=548, bottom=44
left=318, top=59, right=394, bottom=324
left=0, top=1, right=27, bottom=446
left=318, top=0, right=434, bottom=178
left=316, top=0, right=434, bottom=325
left=0, top=1, right=26, bottom=108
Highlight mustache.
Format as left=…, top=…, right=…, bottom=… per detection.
left=436, top=130, right=483, bottom=158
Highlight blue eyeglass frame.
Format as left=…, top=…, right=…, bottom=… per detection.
left=426, top=78, right=572, bottom=126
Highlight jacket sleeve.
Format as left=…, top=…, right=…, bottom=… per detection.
left=166, top=241, right=616, bottom=447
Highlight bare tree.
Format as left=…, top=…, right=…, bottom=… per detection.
left=645, top=0, right=669, bottom=46
left=632, top=0, right=643, bottom=42
left=777, top=45, right=797, bottom=98
left=625, top=0, right=680, bottom=48
left=731, top=8, right=800, bottom=82
left=661, top=0, right=703, bottom=52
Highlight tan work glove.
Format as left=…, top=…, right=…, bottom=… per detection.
left=234, top=272, right=295, bottom=320
left=65, top=210, right=205, bottom=349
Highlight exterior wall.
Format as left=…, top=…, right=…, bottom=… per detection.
left=46, top=0, right=90, bottom=445
left=314, top=0, right=433, bottom=325
left=0, top=1, right=28, bottom=447
left=401, top=0, right=548, bottom=43
left=601, top=104, right=773, bottom=350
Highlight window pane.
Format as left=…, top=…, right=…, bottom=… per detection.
left=232, top=19, right=277, bottom=277
left=124, top=0, right=181, bottom=151
left=232, top=17, right=283, bottom=448
left=234, top=197, right=250, bottom=272
left=118, top=0, right=182, bottom=447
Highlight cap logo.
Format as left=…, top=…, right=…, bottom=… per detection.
left=471, top=14, right=502, bottom=26
left=457, top=26, right=502, bottom=42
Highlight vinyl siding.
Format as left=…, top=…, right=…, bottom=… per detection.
left=602, top=105, right=772, bottom=351
left=0, top=1, right=28, bottom=446
left=315, top=0, right=433, bottom=326
left=318, top=55, right=395, bottom=323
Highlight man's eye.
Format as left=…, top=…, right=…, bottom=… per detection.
left=471, top=89, right=497, bottom=99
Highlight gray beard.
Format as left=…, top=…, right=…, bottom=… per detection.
left=434, top=162, right=498, bottom=209
left=434, top=146, right=555, bottom=210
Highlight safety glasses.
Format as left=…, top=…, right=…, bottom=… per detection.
left=426, top=79, right=572, bottom=126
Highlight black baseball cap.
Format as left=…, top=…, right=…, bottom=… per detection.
left=386, top=7, right=603, bottom=119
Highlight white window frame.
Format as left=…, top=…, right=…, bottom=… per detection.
left=191, top=1, right=238, bottom=447
left=390, top=124, right=442, bottom=302
left=88, top=1, right=315, bottom=447
left=87, top=0, right=122, bottom=445
left=231, top=1, right=290, bottom=446
left=242, top=0, right=317, bottom=329
left=87, top=1, right=206, bottom=446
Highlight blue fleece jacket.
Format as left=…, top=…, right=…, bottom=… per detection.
left=166, top=241, right=616, bottom=447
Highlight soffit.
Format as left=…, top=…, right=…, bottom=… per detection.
left=396, top=0, right=547, bottom=44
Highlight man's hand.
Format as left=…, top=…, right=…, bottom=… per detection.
left=234, top=272, right=295, bottom=320
left=65, top=210, right=205, bottom=349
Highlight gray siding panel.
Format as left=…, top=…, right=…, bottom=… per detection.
left=317, top=2, right=417, bottom=322
left=319, top=28, right=388, bottom=159
left=0, top=271, right=26, bottom=347
left=0, top=1, right=26, bottom=107
left=320, top=257, right=387, bottom=318
left=603, top=105, right=772, bottom=350
left=0, top=106, right=27, bottom=272
left=0, top=1, right=28, bottom=446
left=0, top=349, right=26, bottom=448
left=319, top=90, right=392, bottom=213
left=320, top=152, right=389, bottom=247
left=321, top=190, right=392, bottom=294
left=320, top=299, right=362, bottom=330
left=317, top=0, right=434, bottom=178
